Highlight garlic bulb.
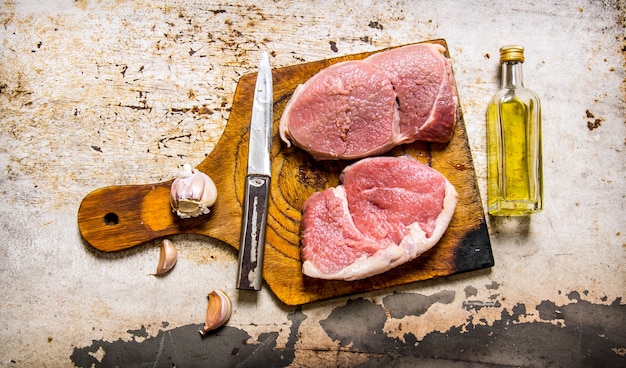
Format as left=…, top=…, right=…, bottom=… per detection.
left=170, top=164, right=217, bottom=219
left=199, top=289, right=232, bottom=336
left=153, top=239, right=177, bottom=276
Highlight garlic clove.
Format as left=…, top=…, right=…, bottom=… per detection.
left=154, top=239, right=178, bottom=276
left=170, top=164, right=217, bottom=219
left=198, top=289, right=232, bottom=336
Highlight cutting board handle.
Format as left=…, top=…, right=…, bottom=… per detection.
left=78, top=181, right=176, bottom=251
left=77, top=178, right=242, bottom=252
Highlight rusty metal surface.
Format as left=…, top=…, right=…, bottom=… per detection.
left=0, top=0, right=624, bottom=366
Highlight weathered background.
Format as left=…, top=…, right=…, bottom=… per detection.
left=1, top=0, right=624, bottom=367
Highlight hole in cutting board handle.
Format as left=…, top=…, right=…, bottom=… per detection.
left=103, top=212, right=119, bottom=226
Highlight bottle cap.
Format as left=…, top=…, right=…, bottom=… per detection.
left=499, top=45, right=525, bottom=63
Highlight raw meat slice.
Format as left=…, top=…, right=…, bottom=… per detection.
left=365, top=43, right=458, bottom=143
left=279, top=43, right=459, bottom=161
left=300, top=156, right=458, bottom=280
left=279, top=60, right=400, bottom=160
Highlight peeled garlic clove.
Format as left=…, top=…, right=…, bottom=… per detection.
left=154, top=239, right=177, bottom=276
left=199, top=289, right=232, bottom=336
left=170, top=164, right=217, bottom=219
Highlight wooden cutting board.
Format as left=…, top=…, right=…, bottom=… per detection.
left=77, top=39, right=494, bottom=305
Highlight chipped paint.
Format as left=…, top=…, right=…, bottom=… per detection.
left=71, top=309, right=307, bottom=368
left=70, top=292, right=625, bottom=367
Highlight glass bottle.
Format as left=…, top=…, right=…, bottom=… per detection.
left=487, top=45, right=543, bottom=216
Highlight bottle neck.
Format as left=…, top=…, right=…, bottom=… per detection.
left=501, top=61, right=524, bottom=88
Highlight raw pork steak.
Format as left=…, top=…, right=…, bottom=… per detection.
left=280, top=43, right=458, bottom=160
left=300, top=156, right=458, bottom=280
left=279, top=60, right=400, bottom=160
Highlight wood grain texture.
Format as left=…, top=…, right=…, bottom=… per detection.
left=78, top=39, right=493, bottom=305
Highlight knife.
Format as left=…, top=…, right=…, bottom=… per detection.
left=236, top=51, right=273, bottom=291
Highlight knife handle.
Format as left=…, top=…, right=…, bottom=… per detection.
left=237, top=175, right=271, bottom=290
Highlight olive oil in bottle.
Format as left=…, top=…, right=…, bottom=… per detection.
left=487, top=45, right=543, bottom=216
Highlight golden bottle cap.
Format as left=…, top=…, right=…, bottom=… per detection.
left=499, top=45, right=525, bottom=63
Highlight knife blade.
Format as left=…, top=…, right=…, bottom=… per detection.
left=236, top=51, right=273, bottom=291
